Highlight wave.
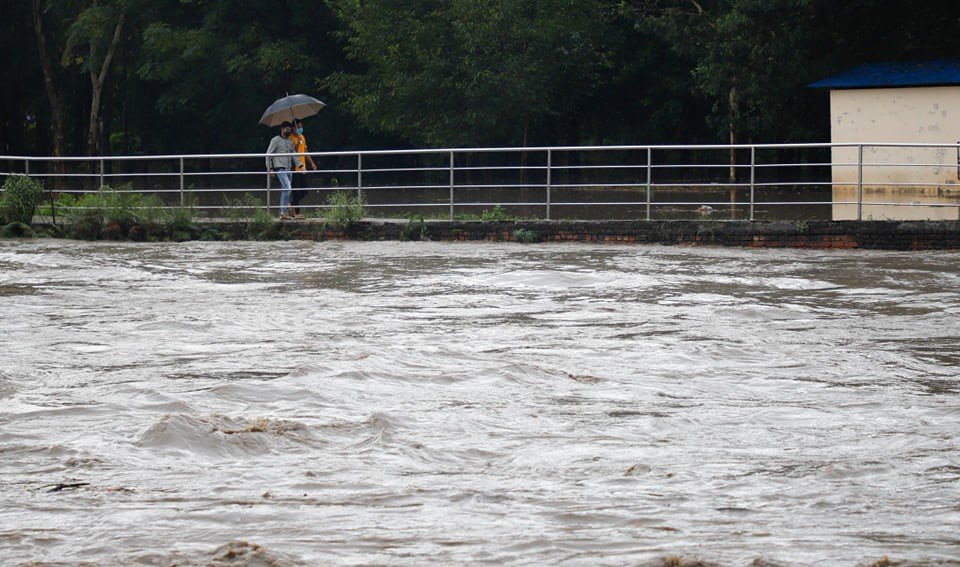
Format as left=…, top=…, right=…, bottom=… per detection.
left=137, top=413, right=317, bottom=458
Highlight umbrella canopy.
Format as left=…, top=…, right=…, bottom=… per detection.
left=258, top=94, right=326, bottom=127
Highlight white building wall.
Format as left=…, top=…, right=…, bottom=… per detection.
left=830, top=86, right=960, bottom=220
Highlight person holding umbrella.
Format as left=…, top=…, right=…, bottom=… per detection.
left=265, top=121, right=296, bottom=220
left=290, top=119, right=318, bottom=219
left=259, top=94, right=326, bottom=219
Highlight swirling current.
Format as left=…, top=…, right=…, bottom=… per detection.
left=0, top=240, right=958, bottom=566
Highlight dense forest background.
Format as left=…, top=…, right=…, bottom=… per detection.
left=2, top=0, right=959, bottom=157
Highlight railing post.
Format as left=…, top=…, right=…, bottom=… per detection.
left=449, top=150, right=455, bottom=221
left=25, top=159, right=30, bottom=176
left=357, top=152, right=363, bottom=203
left=749, top=146, right=756, bottom=221
left=857, top=144, right=864, bottom=221
left=99, top=158, right=105, bottom=190
left=545, top=149, right=552, bottom=221
left=266, top=159, right=272, bottom=215
left=179, top=157, right=185, bottom=207
left=646, top=147, right=652, bottom=221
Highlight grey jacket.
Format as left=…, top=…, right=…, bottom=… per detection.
left=265, top=135, right=295, bottom=170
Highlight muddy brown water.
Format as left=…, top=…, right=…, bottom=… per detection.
left=1, top=240, right=959, bottom=566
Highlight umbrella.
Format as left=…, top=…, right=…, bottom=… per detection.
left=258, top=94, right=326, bottom=127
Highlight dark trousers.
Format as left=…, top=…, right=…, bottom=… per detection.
left=291, top=170, right=309, bottom=213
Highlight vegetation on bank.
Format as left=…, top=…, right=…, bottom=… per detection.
left=0, top=185, right=375, bottom=242
left=0, top=174, right=556, bottom=242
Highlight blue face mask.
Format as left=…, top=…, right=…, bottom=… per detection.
left=296, top=128, right=304, bottom=135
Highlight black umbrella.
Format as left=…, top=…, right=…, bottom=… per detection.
left=258, top=94, right=326, bottom=127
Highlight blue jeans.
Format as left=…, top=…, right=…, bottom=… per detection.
left=275, top=168, right=292, bottom=215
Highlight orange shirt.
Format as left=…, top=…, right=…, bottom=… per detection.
left=290, top=133, right=308, bottom=171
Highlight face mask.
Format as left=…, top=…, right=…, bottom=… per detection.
left=296, top=128, right=304, bottom=135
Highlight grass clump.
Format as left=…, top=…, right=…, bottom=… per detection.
left=326, top=190, right=366, bottom=233
left=400, top=215, right=429, bottom=241
left=223, top=192, right=274, bottom=239
left=512, top=228, right=541, bottom=243
left=481, top=205, right=510, bottom=221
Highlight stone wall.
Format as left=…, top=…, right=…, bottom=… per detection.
left=277, top=219, right=960, bottom=250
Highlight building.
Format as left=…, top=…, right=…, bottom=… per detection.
left=810, top=61, right=960, bottom=220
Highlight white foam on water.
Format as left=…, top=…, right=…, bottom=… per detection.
left=1, top=240, right=959, bottom=565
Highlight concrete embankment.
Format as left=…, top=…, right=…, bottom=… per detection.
left=265, top=219, right=960, bottom=250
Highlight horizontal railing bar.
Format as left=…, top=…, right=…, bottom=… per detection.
left=5, top=141, right=960, bottom=163
left=356, top=166, right=454, bottom=174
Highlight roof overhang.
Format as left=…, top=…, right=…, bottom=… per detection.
left=809, top=60, right=960, bottom=89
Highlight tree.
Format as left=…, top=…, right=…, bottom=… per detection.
left=31, top=0, right=136, bottom=157
left=0, top=2, right=43, bottom=155
left=624, top=0, right=822, bottom=181
left=325, top=0, right=614, bottom=147
left=61, top=1, right=127, bottom=156
left=31, top=0, right=70, bottom=158
left=137, top=0, right=337, bottom=153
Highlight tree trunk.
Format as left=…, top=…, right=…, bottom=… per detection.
left=31, top=0, right=66, bottom=161
left=87, top=11, right=125, bottom=156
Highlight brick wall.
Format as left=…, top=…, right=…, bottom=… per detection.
left=281, top=220, right=960, bottom=250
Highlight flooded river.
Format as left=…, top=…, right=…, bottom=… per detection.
left=1, top=240, right=959, bottom=566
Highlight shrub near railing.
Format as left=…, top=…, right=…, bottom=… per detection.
left=325, top=191, right=366, bottom=235
left=1, top=175, right=44, bottom=228
left=223, top=192, right=275, bottom=240
left=40, top=187, right=201, bottom=241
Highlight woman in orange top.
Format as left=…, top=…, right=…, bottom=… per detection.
left=290, top=119, right=318, bottom=219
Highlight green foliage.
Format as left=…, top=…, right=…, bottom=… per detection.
left=325, top=190, right=366, bottom=230
left=9, top=0, right=960, bottom=158
left=166, top=197, right=198, bottom=241
left=325, top=0, right=612, bottom=147
left=481, top=205, right=511, bottom=222
left=52, top=187, right=196, bottom=241
left=1, top=175, right=44, bottom=225
left=1, top=222, right=35, bottom=239
left=223, top=192, right=275, bottom=239
left=137, top=1, right=339, bottom=152
left=400, top=215, right=429, bottom=241
left=512, top=228, right=541, bottom=243
left=54, top=192, right=106, bottom=240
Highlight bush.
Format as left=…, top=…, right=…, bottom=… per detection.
left=1, top=221, right=35, bottom=238
left=1, top=175, right=44, bottom=225
left=54, top=187, right=191, bottom=241
left=325, top=191, right=366, bottom=231
left=512, top=228, right=541, bottom=243
left=164, top=194, right=198, bottom=241
left=55, top=192, right=105, bottom=240
left=223, top=192, right=274, bottom=239
left=481, top=205, right=510, bottom=221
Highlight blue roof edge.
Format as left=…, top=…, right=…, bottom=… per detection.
left=809, top=60, right=960, bottom=89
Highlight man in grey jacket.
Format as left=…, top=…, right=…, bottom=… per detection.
left=266, top=121, right=296, bottom=219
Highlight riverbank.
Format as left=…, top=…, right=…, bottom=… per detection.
left=17, top=218, right=960, bottom=250
left=242, top=218, right=960, bottom=250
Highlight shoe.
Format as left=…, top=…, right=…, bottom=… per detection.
left=280, top=214, right=293, bottom=220
left=294, top=214, right=304, bottom=220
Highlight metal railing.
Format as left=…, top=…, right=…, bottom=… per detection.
left=2, top=142, right=960, bottom=222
